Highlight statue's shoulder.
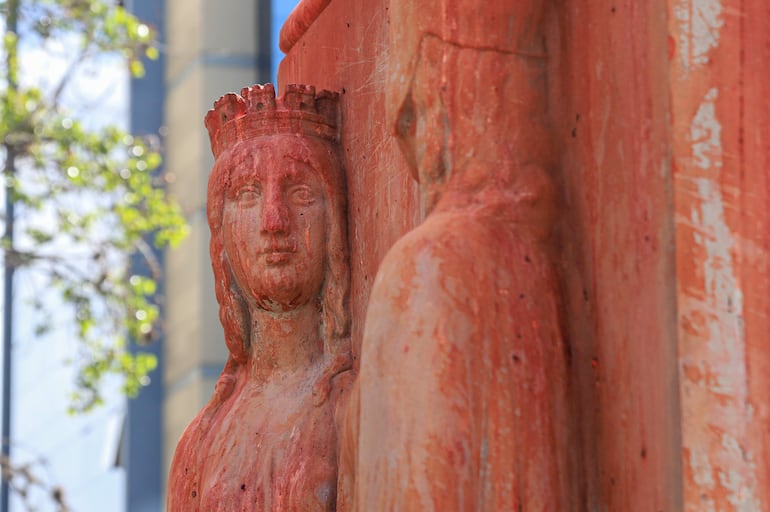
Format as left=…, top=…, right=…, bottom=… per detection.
left=367, top=206, right=530, bottom=347
left=166, top=363, right=242, bottom=510
left=367, top=211, right=479, bottom=324
left=166, top=406, right=206, bottom=510
left=376, top=208, right=498, bottom=285
left=168, top=360, right=240, bottom=472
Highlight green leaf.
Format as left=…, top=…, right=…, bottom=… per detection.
left=1, top=0, right=188, bottom=415
left=129, top=58, right=145, bottom=77
left=145, top=46, right=159, bottom=60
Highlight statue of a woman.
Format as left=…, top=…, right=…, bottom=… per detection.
left=167, top=84, right=352, bottom=511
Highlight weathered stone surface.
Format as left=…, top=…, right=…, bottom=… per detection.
left=167, top=84, right=352, bottom=511
left=277, top=1, right=574, bottom=510
left=550, top=4, right=681, bottom=510
left=349, top=2, right=573, bottom=510
left=279, top=0, right=332, bottom=53
left=167, top=0, right=770, bottom=509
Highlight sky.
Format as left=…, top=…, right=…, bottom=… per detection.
left=272, top=0, right=299, bottom=83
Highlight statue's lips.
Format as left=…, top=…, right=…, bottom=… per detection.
left=261, top=249, right=296, bottom=265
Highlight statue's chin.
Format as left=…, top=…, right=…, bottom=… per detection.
left=239, top=268, right=324, bottom=313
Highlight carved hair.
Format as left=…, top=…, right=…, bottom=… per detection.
left=205, top=85, right=350, bottom=366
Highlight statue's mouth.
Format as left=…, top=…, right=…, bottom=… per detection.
left=261, top=246, right=296, bottom=265
left=264, top=253, right=293, bottom=265
left=260, top=239, right=297, bottom=253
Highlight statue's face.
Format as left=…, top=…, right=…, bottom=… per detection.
left=222, top=136, right=327, bottom=311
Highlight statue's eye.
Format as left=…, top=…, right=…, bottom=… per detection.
left=290, top=185, right=315, bottom=205
left=237, top=185, right=261, bottom=203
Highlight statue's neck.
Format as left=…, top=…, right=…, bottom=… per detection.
left=246, top=302, right=324, bottom=382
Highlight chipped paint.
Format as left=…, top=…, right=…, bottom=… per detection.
left=673, top=0, right=724, bottom=70
left=718, top=468, right=761, bottom=511
left=670, top=0, right=765, bottom=507
left=678, top=87, right=760, bottom=511
left=689, top=449, right=716, bottom=489
left=690, top=88, right=722, bottom=169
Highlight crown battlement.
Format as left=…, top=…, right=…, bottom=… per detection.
left=205, top=84, right=339, bottom=158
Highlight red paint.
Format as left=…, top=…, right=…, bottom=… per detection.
left=279, top=0, right=332, bottom=53
left=282, top=1, right=573, bottom=509
left=549, top=2, right=681, bottom=509
left=165, top=0, right=770, bottom=509
left=669, top=0, right=770, bottom=508
left=167, top=85, right=352, bottom=511
left=279, top=0, right=420, bottom=368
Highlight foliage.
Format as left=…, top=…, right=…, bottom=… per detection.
left=0, top=0, right=187, bottom=413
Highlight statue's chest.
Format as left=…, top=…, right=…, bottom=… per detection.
left=198, top=380, right=338, bottom=511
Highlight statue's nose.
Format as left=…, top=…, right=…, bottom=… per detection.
left=261, top=187, right=290, bottom=234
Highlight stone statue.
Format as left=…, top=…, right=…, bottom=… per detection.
left=167, top=84, right=352, bottom=511
left=350, top=2, right=573, bottom=510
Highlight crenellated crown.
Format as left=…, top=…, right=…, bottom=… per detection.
left=205, top=83, right=339, bottom=158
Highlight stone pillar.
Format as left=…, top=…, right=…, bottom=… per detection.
left=669, top=0, right=770, bottom=509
